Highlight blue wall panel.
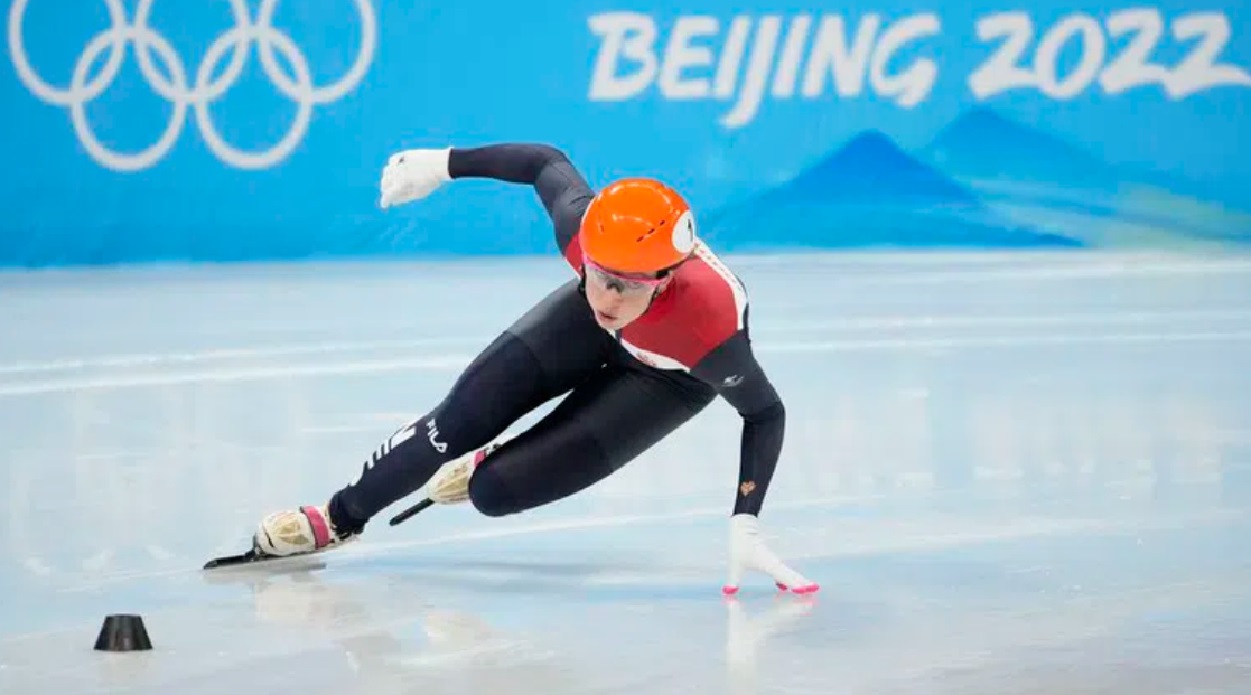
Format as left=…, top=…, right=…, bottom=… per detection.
left=3, top=0, right=1250, bottom=266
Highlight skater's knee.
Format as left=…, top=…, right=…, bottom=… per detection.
left=467, top=467, right=520, bottom=517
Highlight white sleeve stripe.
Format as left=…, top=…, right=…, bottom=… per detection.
left=695, top=242, right=748, bottom=331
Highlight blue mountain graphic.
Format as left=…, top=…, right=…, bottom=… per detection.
left=706, top=130, right=1080, bottom=249
left=920, top=108, right=1251, bottom=245
left=767, top=130, right=979, bottom=204
left=923, top=108, right=1117, bottom=189
left=927, top=108, right=1249, bottom=208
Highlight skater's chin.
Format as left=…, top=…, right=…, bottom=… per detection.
left=594, top=309, right=620, bottom=326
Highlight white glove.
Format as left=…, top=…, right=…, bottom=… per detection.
left=723, top=514, right=818, bottom=595
left=379, top=148, right=452, bottom=208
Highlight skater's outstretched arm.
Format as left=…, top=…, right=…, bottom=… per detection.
left=447, top=144, right=593, bottom=254
left=690, top=331, right=785, bottom=517
left=379, top=143, right=594, bottom=255
left=690, top=327, right=819, bottom=594
left=690, top=329, right=819, bottom=595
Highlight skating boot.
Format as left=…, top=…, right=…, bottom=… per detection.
left=426, top=441, right=502, bottom=504
left=253, top=504, right=356, bottom=558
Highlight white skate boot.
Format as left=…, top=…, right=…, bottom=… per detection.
left=253, top=505, right=355, bottom=558
left=426, top=442, right=502, bottom=504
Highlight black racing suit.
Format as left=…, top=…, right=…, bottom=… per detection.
left=328, top=144, right=785, bottom=533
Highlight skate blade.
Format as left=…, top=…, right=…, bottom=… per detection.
left=203, top=549, right=274, bottom=570
left=389, top=497, right=435, bottom=526
left=203, top=548, right=337, bottom=571
left=203, top=532, right=358, bottom=571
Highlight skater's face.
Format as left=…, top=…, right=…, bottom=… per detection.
left=583, top=259, right=671, bottom=330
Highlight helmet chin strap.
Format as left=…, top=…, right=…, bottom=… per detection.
left=643, top=287, right=662, bottom=312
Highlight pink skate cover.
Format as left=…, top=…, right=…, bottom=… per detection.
left=301, top=506, right=333, bottom=548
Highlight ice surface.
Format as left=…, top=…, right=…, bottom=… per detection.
left=1, top=251, right=1249, bottom=694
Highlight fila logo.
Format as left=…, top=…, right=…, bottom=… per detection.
left=426, top=418, right=448, bottom=453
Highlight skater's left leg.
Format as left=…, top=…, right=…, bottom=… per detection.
left=252, top=280, right=615, bottom=558
left=330, top=281, right=616, bottom=530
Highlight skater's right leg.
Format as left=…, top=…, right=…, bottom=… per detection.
left=255, top=280, right=614, bottom=557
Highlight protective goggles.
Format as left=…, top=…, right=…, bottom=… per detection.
left=582, top=254, right=670, bottom=294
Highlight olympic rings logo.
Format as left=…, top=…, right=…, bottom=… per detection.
left=7, top=0, right=376, bottom=171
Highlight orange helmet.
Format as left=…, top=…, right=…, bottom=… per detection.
left=579, top=177, right=697, bottom=274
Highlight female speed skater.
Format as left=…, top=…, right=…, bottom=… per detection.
left=248, top=142, right=818, bottom=595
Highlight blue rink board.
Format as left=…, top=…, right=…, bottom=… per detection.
left=3, top=1, right=1251, bottom=265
